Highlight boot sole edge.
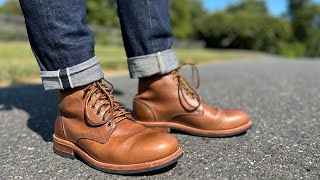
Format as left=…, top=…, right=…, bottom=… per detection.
left=137, top=120, right=253, bottom=138
left=52, top=134, right=183, bottom=174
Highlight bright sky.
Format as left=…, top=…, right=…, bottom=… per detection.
left=203, top=0, right=320, bottom=16
left=203, top=0, right=287, bottom=16
left=1, top=0, right=320, bottom=17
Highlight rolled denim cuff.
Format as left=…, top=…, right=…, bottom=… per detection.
left=127, top=49, right=179, bottom=78
left=40, top=56, right=104, bottom=90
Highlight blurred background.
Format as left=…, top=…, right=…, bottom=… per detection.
left=0, top=0, right=320, bottom=86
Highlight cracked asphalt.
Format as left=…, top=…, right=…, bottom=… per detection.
left=0, top=58, right=319, bottom=179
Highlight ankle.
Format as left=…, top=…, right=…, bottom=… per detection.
left=58, top=84, right=88, bottom=101
left=138, top=73, right=169, bottom=93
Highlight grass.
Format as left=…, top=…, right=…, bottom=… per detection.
left=0, top=41, right=265, bottom=86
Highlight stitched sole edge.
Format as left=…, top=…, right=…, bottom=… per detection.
left=53, top=135, right=183, bottom=174
left=137, top=120, right=253, bottom=138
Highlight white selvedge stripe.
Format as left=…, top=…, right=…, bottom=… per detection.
left=66, top=67, right=74, bottom=88
left=156, top=52, right=164, bottom=74
left=57, top=69, right=64, bottom=90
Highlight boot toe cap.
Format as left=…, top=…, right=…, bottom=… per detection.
left=129, top=130, right=180, bottom=163
left=224, top=109, right=251, bottom=128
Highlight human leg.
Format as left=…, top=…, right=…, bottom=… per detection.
left=19, top=0, right=182, bottom=174
left=116, top=0, right=253, bottom=136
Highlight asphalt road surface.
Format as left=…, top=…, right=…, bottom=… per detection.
left=0, top=59, right=319, bottom=179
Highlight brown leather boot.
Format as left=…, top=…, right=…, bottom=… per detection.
left=134, top=64, right=252, bottom=137
left=53, top=80, right=183, bottom=174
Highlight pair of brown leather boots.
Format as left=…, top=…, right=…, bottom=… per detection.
left=53, top=65, right=252, bottom=174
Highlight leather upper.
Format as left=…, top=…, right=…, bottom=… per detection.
left=54, top=80, right=180, bottom=165
left=134, top=67, right=250, bottom=131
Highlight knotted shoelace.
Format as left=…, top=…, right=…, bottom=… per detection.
left=82, top=79, right=132, bottom=126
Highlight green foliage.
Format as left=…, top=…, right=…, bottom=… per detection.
left=277, top=41, right=306, bottom=57
left=86, top=0, right=207, bottom=40
left=1, top=0, right=320, bottom=57
left=86, top=0, right=119, bottom=27
left=94, top=33, right=109, bottom=45
left=170, top=0, right=206, bottom=39
left=0, top=0, right=22, bottom=15
left=198, top=11, right=292, bottom=53
left=288, top=0, right=310, bottom=41
left=227, top=0, right=268, bottom=14
left=196, top=0, right=320, bottom=57
left=0, top=0, right=206, bottom=41
left=170, top=0, right=192, bottom=38
left=0, top=42, right=263, bottom=85
left=287, top=0, right=320, bottom=57
left=289, top=0, right=309, bottom=16
left=305, top=30, right=320, bottom=57
left=288, top=0, right=320, bottom=41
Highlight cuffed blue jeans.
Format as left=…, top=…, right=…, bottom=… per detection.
left=19, top=0, right=179, bottom=90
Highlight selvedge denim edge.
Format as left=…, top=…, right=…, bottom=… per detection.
left=128, top=49, right=179, bottom=78
left=40, top=56, right=104, bottom=90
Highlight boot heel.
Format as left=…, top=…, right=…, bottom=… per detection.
left=53, top=142, right=75, bottom=159
left=149, top=127, right=171, bottom=133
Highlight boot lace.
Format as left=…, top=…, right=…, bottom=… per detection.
left=82, top=79, right=133, bottom=126
left=171, top=63, right=201, bottom=111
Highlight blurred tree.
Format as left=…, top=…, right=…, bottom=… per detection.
left=0, top=0, right=208, bottom=42
left=170, top=0, right=206, bottom=39
left=305, top=30, right=320, bottom=56
left=288, top=0, right=309, bottom=16
left=289, top=0, right=313, bottom=41
left=227, top=0, right=268, bottom=14
left=0, top=0, right=120, bottom=27
left=288, top=0, right=320, bottom=56
left=86, top=0, right=119, bottom=27
left=0, top=0, right=22, bottom=15
left=197, top=0, right=292, bottom=53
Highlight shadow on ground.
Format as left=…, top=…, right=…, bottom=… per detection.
left=0, top=84, right=124, bottom=142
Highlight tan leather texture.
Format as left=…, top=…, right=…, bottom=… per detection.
left=53, top=80, right=182, bottom=172
left=134, top=64, right=252, bottom=136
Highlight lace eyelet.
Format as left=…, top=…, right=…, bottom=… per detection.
left=91, top=105, right=95, bottom=109
left=107, top=122, right=112, bottom=127
left=96, top=111, right=100, bottom=115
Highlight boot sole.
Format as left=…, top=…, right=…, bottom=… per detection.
left=52, top=135, right=183, bottom=174
left=136, top=120, right=253, bottom=137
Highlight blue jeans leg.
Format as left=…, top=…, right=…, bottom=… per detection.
left=19, top=0, right=103, bottom=90
left=19, top=0, right=179, bottom=90
left=117, top=0, right=179, bottom=78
